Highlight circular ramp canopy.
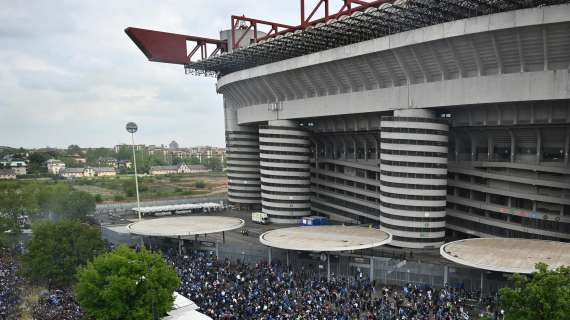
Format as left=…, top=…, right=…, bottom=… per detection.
left=127, top=216, right=245, bottom=237
left=259, top=225, right=392, bottom=252
left=440, top=238, right=570, bottom=274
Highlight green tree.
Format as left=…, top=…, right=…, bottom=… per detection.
left=57, top=191, right=96, bottom=221
left=500, top=263, right=570, bottom=320
left=85, top=148, right=115, bottom=165
left=67, top=144, right=82, bottom=155
left=0, top=212, right=20, bottom=248
left=193, top=180, right=206, bottom=189
left=23, top=220, right=106, bottom=286
left=76, top=246, right=179, bottom=320
left=204, top=157, right=222, bottom=172
left=28, top=152, right=50, bottom=174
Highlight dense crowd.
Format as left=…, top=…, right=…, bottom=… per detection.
left=0, top=249, right=21, bottom=319
left=31, top=289, right=83, bottom=320
left=166, top=250, right=500, bottom=320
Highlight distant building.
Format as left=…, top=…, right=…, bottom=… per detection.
left=188, top=164, right=209, bottom=174
left=169, top=141, right=179, bottom=150
left=97, top=157, right=118, bottom=168
left=66, top=154, right=87, bottom=164
left=46, top=159, right=66, bottom=175
left=0, top=160, right=27, bottom=176
left=149, top=165, right=177, bottom=175
left=149, top=163, right=195, bottom=175
left=114, top=144, right=145, bottom=152
left=94, top=167, right=116, bottom=177
left=60, top=167, right=85, bottom=179
left=60, top=167, right=116, bottom=178
left=117, top=159, right=132, bottom=169
left=0, top=169, right=16, bottom=180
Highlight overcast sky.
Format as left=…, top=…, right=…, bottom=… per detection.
left=0, top=0, right=298, bottom=149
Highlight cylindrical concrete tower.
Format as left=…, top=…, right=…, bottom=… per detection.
left=224, top=99, right=261, bottom=209
left=379, top=109, right=449, bottom=249
left=259, top=120, right=311, bottom=223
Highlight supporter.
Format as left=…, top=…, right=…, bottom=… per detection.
left=0, top=249, right=21, bottom=319
left=31, top=289, right=83, bottom=320
left=165, top=250, right=496, bottom=320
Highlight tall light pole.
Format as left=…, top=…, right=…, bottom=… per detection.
left=126, top=122, right=142, bottom=221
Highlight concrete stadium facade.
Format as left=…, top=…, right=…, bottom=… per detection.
left=217, top=4, right=570, bottom=249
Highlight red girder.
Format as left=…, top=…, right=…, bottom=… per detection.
left=125, top=27, right=226, bottom=65
left=232, top=0, right=392, bottom=49
left=126, top=0, right=393, bottom=65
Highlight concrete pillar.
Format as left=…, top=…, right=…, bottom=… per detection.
left=536, top=129, right=542, bottom=164
left=443, top=265, right=449, bottom=286
left=454, top=136, right=460, bottom=161
left=314, top=143, right=319, bottom=166
left=332, top=142, right=336, bottom=159
left=178, top=237, right=183, bottom=256
left=286, top=250, right=290, bottom=266
left=480, top=272, right=485, bottom=298
left=215, top=242, right=219, bottom=259
left=510, top=130, right=516, bottom=163
left=564, top=128, right=570, bottom=166
left=487, top=135, right=494, bottom=161
left=222, top=231, right=225, bottom=244
left=370, top=257, right=374, bottom=280
left=471, top=135, right=477, bottom=161
left=353, top=140, right=357, bottom=160
left=268, top=247, right=272, bottom=264
left=327, top=253, right=331, bottom=282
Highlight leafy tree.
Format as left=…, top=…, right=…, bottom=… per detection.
left=0, top=212, right=20, bottom=248
left=203, top=157, right=223, bottom=172
left=193, top=180, right=206, bottom=189
left=76, top=246, right=179, bottom=320
left=56, top=191, right=96, bottom=221
left=85, top=148, right=116, bottom=165
left=499, top=263, right=570, bottom=320
left=188, top=156, right=201, bottom=165
left=23, top=220, right=106, bottom=286
left=28, top=152, right=50, bottom=174
left=67, top=144, right=82, bottom=155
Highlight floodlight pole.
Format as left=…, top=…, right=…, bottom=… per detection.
left=131, top=132, right=142, bottom=221
left=126, top=122, right=142, bottom=221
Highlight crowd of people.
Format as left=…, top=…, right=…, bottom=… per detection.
left=0, top=249, right=21, bottom=319
left=31, top=289, right=83, bottom=320
left=166, top=250, right=501, bottom=320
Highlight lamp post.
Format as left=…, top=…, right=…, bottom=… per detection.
left=126, top=122, right=142, bottom=221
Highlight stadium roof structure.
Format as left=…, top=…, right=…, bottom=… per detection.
left=182, top=0, right=569, bottom=77
left=259, top=225, right=392, bottom=252
left=440, top=238, right=570, bottom=274
left=127, top=216, right=245, bottom=238
left=132, top=203, right=223, bottom=216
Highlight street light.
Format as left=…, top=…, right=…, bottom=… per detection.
left=126, top=122, right=142, bottom=221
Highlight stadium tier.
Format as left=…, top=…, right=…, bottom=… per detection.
left=128, top=0, right=570, bottom=248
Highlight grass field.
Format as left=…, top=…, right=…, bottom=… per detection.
left=70, top=173, right=227, bottom=203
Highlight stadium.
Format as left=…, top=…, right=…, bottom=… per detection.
left=127, top=0, right=570, bottom=249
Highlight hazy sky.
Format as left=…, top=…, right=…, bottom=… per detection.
left=0, top=0, right=298, bottom=149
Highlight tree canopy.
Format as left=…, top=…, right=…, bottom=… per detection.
left=75, top=246, right=179, bottom=320
left=67, top=144, right=82, bottom=155
left=22, top=220, right=106, bottom=286
left=499, top=263, right=570, bottom=320
left=0, top=181, right=95, bottom=221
